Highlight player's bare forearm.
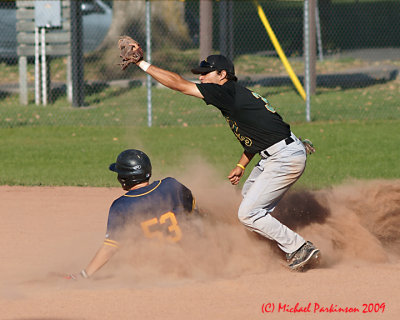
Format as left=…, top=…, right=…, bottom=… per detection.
left=118, top=38, right=201, bottom=98
left=84, top=243, right=118, bottom=277
left=138, top=61, right=203, bottom=98
left=239, top=151, right=256, bottom=167
left=228, top=151, right=256, bottom=185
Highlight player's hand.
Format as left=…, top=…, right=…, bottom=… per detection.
left=63, top=273, right=79, bottom=280
left=228, top=166, right=244, bottom=185
left=62, top=270, right=90, bottom=280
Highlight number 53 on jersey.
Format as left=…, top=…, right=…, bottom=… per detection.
left=140, top=211, right=183, bottom=243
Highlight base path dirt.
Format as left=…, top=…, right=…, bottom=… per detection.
left=1, top=180, right=399, bottom=320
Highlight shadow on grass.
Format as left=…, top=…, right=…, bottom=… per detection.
left=84, top=81, right=140, bottom=105
left=317, top=69, right=399, bottom=89
left=240, top=68, right=398, bottom=92
left=257, top=87, right=294, bottom=97
left=0, top=90, right=11, bottom=100
left=44, top=80, right=141, bottom=105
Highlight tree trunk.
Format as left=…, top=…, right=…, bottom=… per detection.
left=100, top=1, right=146, bottom=49
left=93, top=0, right=191, bottom=76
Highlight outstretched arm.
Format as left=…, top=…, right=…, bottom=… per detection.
left=118, top=35, right=203, bottom=98
left=65, top=242, right=118, bottom=280
left=81, top=242, right=118, bottom=278
left=137, top=61, right=204, bottom=99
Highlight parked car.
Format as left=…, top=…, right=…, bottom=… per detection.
left=0, top=0, right=112, bottom=62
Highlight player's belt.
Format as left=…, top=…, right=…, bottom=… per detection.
left=260, top=134, right=295, bottom=158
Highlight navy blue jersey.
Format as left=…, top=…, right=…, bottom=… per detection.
left=196, top=81, right=291, bottom=153
left=104, top=177, right=195, bottom=247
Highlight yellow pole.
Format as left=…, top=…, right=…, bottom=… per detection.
left=254, top=1, right=306, bottom=101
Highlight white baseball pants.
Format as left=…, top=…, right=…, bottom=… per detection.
left=238, top=134, right=307, bottom=254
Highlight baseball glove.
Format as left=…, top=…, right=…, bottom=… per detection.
left=300, top=138, right=316, bottom=155
left=118, top=35, right=144, bottom=70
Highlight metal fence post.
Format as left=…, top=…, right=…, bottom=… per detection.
left=146, top=0, right=152, bottom=127
left=228, top=0, right=234, bottom=61
left=200, top=0, right=213, bottom=60
left=35, top=27, right=41, bottom=105
left=304, top=0, right=311, bottom=122
left=315, top=1, right=324, bottom=61
left=19, top=56, right=28, bottom=105
left=309, top=0, right=317, bottom=95
left=41, top=27, right=48, bottom=105
left=219, top=0, right=234, bottom=61
left=70, top=0, right=84, bottom=107
left=304, top=0, right=317, bottom=122
left=219, top=0, right=228, bottom=56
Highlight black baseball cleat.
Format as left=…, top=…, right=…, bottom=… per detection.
left=286, top=241, right=320, bottom=272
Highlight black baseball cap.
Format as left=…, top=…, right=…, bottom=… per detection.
left=191, top=54, right=235, bottom=76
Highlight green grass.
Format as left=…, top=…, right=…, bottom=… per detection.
left=1, top=120, right=399, bottom=189
left=292, top=120, right=400, bottom=188
left=251, top=79, right=400, bottom=123
left=1, top=57, right=399, bottom=189
left=1, top=77, right=399, bottom=129
left=0, top=85, right=225, bottom=127
left=0, top=126, right=128, bottom=186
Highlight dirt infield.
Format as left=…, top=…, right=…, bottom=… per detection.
left=1, top=178, right=399, bottom=320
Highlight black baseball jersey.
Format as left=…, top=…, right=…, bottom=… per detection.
left=104, top=177, right=195, bottom=247
left=196, top=81, right=291, bottom=153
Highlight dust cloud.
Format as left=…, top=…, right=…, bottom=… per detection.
left=1, top=164, right=399, bottom=292
left=95, top=162, right=400, bottom=285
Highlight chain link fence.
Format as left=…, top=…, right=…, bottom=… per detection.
left=0, top=0, right=399, bottom=128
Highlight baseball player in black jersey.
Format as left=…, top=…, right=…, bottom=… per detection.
left=66, top=149, right=197, bottom=280
left=133, top=54, right=320, bottom=271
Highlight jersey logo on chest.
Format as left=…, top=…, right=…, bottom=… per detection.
left=225, top=118, right=252, bottom=147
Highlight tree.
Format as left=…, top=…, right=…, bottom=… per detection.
left=94, top=0, right=191, bottom=76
